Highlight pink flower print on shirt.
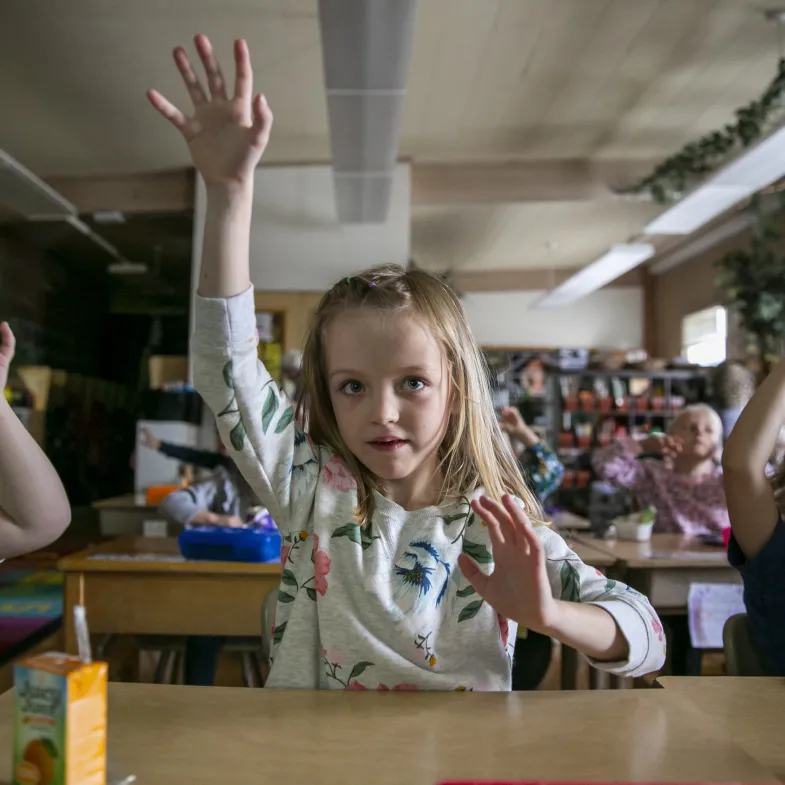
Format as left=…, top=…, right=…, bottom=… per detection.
left=280, top=544, right=291, bottom=567
left=392, top=683, right=419, bottom=691
left=652, top=617, right=664, bottom=642
left=321, top=454, right=356, bottom=492
left=498, top=614, right=509, bottom=648
left=346, top=680, right=368, bottom=690
left=313, top=534, right=332, bottom=596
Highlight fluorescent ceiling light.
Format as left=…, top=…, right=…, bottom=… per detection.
left=533, top=243, right=655, bottom=309
left=644, top=125, right=785, bottom=236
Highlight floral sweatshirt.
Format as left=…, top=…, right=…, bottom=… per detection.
left=592, top=438, right=729, bottom=537
left=191, top=287, right=666, bottom=690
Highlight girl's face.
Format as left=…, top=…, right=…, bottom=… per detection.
left=323, top=308, right=453, bottom=498
left=671, top=410, right=718, bottom=462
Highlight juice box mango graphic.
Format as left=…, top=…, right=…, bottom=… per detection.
left=13, top=653, right=107, bottom=785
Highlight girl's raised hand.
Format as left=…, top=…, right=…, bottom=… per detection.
left=458, top=495, right=559, bottom=633
left=148, top=35, right=273, bottom=191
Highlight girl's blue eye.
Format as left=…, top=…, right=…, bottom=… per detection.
left=341, top=380, right=364, bottom=395
left=403, top=378, right=425, bottom=392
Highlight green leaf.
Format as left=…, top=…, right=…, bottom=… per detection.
left=275, top=406, right=295, bottom=434
left=41, top=738, right=58, bottom=758
left=277, top=590, right=295, bottom=604
left=273, top=622, right=287, bottom=644
left=306, top=587, right=317, bottom=602
left=458, top=599, right=484, bottom=623
left=281, top=569, right=298, bottom=587
left=348, top=661, right=374, bottom=681
left=361, top=535, right=380, bottom=551
left=222, top=361, right=234, bottom=389
left=443, top=513, right=467, bottom=524
left=217, top=395, right=238, bottom=417
left=332, top=523, right=361, bottom=545
left=462, top=539, right=492, bottom=564
left=456, top=585, right=476, bottom=598
left=604, top=578, right=617, bottom=593
left=560, top=561, right=580, bottom=602
left=229, top=419, right=246, bottom=451
left=262, top=387, right=279, bottom=433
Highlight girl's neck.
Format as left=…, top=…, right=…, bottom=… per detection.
left=383, top=457, right=444, bottom=512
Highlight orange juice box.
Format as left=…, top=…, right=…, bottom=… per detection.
left=13, top=652, right=107, bottom=785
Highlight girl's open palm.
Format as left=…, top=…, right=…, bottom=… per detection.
left=458, top=495, right=558, bottom=633
left=148, top=35, right=273, bottom=189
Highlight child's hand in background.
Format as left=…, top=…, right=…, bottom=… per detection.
left=499, top=406, right=539, bottom=447
left=458, top=495, right=558, bottom=634
left=148, top=35, right=273, bottom=191
left=640, top=433, right=682, bottom=460
left=0, top=322, right=16, bottom=393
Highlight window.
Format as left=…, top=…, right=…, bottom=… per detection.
left=681, top=306, right=727, bottom=366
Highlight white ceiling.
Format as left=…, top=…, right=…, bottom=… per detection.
left=0, top=0, right=780, bottom=278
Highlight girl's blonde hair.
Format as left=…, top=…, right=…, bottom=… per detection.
left=298, top=264, right=542, bottom=525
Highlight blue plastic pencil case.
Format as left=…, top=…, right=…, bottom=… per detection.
left=178, top=525, right=282, bottom=563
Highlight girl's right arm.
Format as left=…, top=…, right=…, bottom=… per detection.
left=149, top=36, right=319, bottom=534
left=722, top=360, right=785, bottom=559
left=592, top=437, right=645, bottom=490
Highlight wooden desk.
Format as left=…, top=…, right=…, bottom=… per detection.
left=659, top=677, right=785, bottom=780
left=571, top=533, right=739, bottom=610
left=58, top=538, right=280, bottom=654
left=92, top=494, right=161, bottom=537
left=563, top=537, right=616, bottom=568
left=0, top=684, right=776, bottom=784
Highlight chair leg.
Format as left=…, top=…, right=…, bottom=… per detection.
left=250, top=653, right=264, bottom=688
left=154, top=651, right=174, bottom=685
left=240, top=652, right=256, bottom=688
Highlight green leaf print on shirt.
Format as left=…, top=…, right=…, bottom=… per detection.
left=229, top=419, right=246, bottom=451
left=560, top=561, right=580, bottom=602
left=348, top=661, right=374, bottom=681
left=262, top=386, right=279, bottom=433
left=462, top=539, right=492, bottom=564
left=275, top=405, right=295, bottom=433
left=332, top=523, right=362, bottom=545
left=222, top=361, right=235, bottom=389
left=458, top=599, right=485, bottom=622
left=273, top=621, right=287, bottom=644
left=456, top=585, right=476, bottom=598
left=605, top=578, right=617, bottom=593
left=306, top=587, right=317, bottom=602
left=281, top=569, right=298, bottom=586
left=278, top=590, right=295, bottom=604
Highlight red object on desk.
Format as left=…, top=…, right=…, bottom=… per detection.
left=723, top=527, right=731, bottom=549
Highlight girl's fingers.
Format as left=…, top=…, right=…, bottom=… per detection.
left=457, top=553, right=490, bottom=600
left=471, top=499, right=505, bottom=548
left=146, top=90, right=188, bottom=134
left=479, top=496, right=518, bottom=547
left=233, top=39, right=252, bottom=102
left=251, top=94, right=273, bottom=148
left=194, top=34, right=228, bottom=100
left=503, top=495, right=541, bottom=556
left=174, top=46, right=208, bottom=106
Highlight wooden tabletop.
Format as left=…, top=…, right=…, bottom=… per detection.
left=57, top=537, right=282, bottom=576
left=562, top=536, right=616, bottom=567
left=92, top=493, right=158, bottom=511
left=0, top=685, right=777, bottom=784
left=659, top=677, right=785, bottom=780
left=570, top=532, right=731, bottom=568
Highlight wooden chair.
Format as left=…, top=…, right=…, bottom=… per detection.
left=723, top=613, right=772, bottom=676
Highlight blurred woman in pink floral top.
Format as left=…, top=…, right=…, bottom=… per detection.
left=593, top=404, right=729, bottom=537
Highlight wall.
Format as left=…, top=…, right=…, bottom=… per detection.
left=461, top=288, right=643, bottom=349
left=0, top=231, right=108, bottom=374
left=254, top=291, right=323, bottom=352
left=651, top=231, right=749, bottom=358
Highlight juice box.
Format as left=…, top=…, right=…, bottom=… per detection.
left=13, top=652, right=107, bottom=785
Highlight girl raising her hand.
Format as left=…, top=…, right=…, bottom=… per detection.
left=148, top=35, right=665, bottom=690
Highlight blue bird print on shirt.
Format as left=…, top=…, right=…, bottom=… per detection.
left=393, top=540, right=452, bottom=615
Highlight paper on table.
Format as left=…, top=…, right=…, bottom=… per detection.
left=688, top=582, right=745, bottom=649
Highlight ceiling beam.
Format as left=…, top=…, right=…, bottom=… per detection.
left=451, top=266, right=643, bottom=292
left=45, top=158, right=664, bottom=215
left=411, top=159, right=661, bottom=205
left=45, top=170, right=194, bottom=215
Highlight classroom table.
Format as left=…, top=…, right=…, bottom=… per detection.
left=0, top=684, right=777, bottom=784
left=57, top=537, right=281, bottom=655
left=659, top=677, right=785, bottom=781
left=570, top=532, right=739, bottom=609
left=92, top=494, right=161, bottom=537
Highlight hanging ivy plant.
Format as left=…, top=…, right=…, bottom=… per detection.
left=715, top=193, right=785, bottom=377
left=634, top=58, right=785, bottom=203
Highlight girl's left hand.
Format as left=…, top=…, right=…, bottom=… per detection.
left=458, top=495, right=559, bottom=633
